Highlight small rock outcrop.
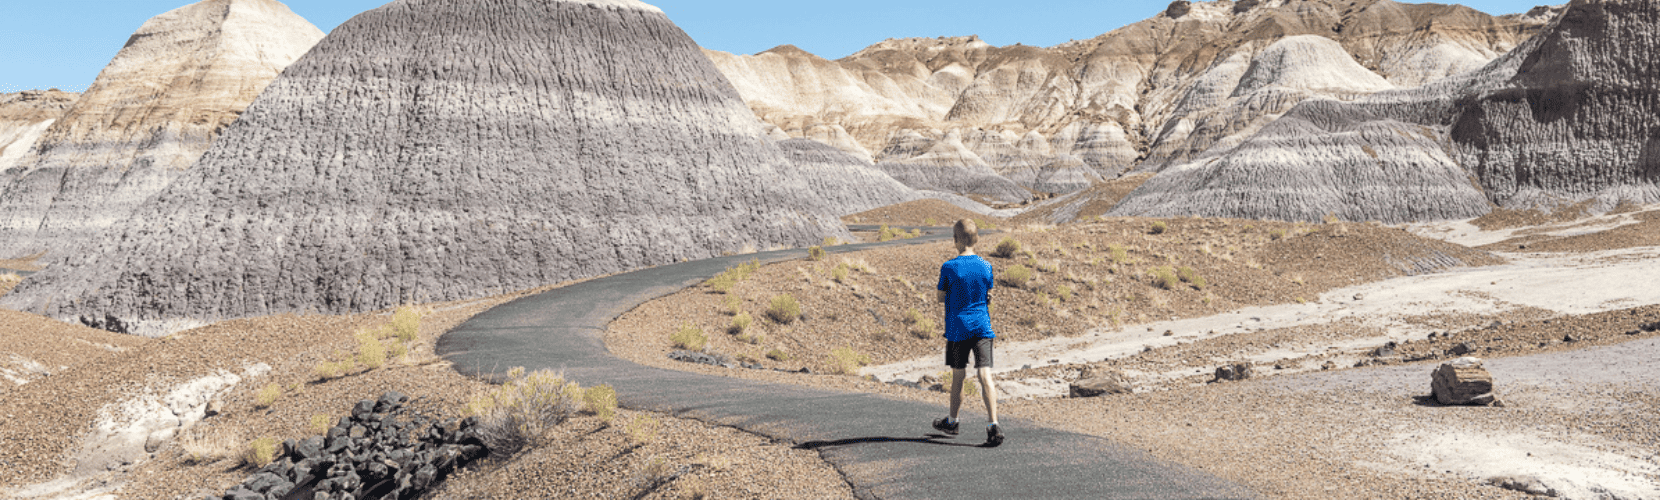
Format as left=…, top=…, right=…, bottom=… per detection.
left=1430, top=357, right=1497, bottom=406
left=1069, top=378, right=1133, bottom=397
left=2, top=0, right=849, bottom=335
left=1212, top=363, right=1254, bottom=382
left=216, top=391, right=488, bottom=500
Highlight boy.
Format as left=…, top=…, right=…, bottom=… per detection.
left=933, top=219, right=1003, bottom=446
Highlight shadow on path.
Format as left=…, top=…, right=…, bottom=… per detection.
left=438, top=226, right=1255, bottom=500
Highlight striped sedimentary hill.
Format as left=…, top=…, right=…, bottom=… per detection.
left=774, top=138, right=924, bottom=216
left=2, top=0, right=850, bottom=336
left=1112, top=0, right=1658, bottom=222
left=707, top=0, right=1546, bottom=195
left=0, top=90, right=77, bottom=175
left=0, top=0, right=323, bottom=259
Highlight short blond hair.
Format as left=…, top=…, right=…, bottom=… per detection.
left=953, top=219, right=979, bottom=248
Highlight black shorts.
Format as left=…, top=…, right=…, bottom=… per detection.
left=945, top=337, right=994, bottom=369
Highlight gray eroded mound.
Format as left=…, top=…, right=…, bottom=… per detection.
left=1452, top=0, right=1660, bottom=211
left=774, top=138, right=921, bottom=215
left=0, top=0, right=323, bottom=259
left=2, top=0, right=847, bottom=335
left=1115, top=0, right=1660, bottom=222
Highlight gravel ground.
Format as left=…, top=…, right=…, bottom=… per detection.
left=1, top=279, right=850, bottom=499
left=1009, top=174, right=1152, bottom=226
left=605, top=213, right=1660, bottom=499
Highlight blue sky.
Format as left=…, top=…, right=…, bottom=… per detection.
left=1, top=0, right=1539, bottom=93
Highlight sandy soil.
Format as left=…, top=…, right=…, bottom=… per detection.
left=1008, top=173, right=1153, bottom=226
left=607, top=209, right=1660, bottom=499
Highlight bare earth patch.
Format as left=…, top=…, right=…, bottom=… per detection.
left=841, top=198, right=1000, bottom=227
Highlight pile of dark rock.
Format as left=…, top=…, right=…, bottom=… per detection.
left=215, top=391, right=488, bottom=500
left=667, top=350, right=764, bottom=370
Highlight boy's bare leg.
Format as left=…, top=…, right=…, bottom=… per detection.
left=978, top=367, right=998, bottom=423
left=949, top=367, right=967, bottom=420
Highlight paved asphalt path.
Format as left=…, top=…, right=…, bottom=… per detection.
left=438, top=226, right=1253, bottom=500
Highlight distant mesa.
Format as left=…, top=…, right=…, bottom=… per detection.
left=3, top=0, right=849, bottom=335
left=0, top=0, right=324, bottom=260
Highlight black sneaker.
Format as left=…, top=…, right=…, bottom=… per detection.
left=932, top=417, right=960, bottom=435
left=985, top=424, right=1005, bottom=447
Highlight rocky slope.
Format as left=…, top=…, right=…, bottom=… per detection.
left=1113, top=0, right=1655, bottom=222
left=706, top=0, right=1546, bottom=197
left=0, top=0, right=324, bottom=260
left=1, top=0, right=851, bottom=336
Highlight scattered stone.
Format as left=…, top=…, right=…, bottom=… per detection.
left=1321, top=361, right=1338, bottom=370
left=204, top=400, right=223, bottom=418
left=667, top=350, right=731, bottom=368
left=1070, top=378, right=1133, bottom=397
left=1489, top=475, right=1556, bottom=497
left=1562, top=334, right=1577, bottom=343
left=1371, top=341, right=1398, bottom=357
left=1450, top=342, right=1476, bottom=356
left=1212, top=364, right=1252, bottom=382
left=1431, top=357, right=1497, bottom=406
left=1163, top=330, right=1174, bottom=336
left=1353, top=293, right=1365, bottom=301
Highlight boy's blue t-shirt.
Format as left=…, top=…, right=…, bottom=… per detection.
left=937, top=255, right=995, bottom=342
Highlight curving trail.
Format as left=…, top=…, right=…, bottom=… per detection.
left=437, top=227, right=1253, bottom=499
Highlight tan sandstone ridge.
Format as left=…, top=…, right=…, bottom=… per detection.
left=705, top=0, right=1548, bottom=199
left=1111, top=0, right=1652, bottom=223
left=0, top=90, right=78, bottom=174
left=0, top=0, right=324, bottom=259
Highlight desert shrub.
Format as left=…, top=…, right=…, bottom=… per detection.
left=1177, top=266, right=1207, bottom=290
left=991, top=238, right=1022, bottom=258
left=924, top=217, right=938, bottom=226
left=766, top=349, right=790, bottom=361
left=1151, top=267, right=1179, bottom=290
left=903, top=308, right=923, bottom=325
left=705, top=259, right=762, bottom=293
left=808, top=245, right=826, bottom=261
left=910, top=317, right=937, bottom=339
left=737, top=330, right=765, bottom=344
left=975, top=218, right=999, bottom=231
left=356, top=331, right=387, bottom=370
left=388, top=341, right=409, bottom=361
left=1056, top=285, right=1073, bottom=302
left=767, top=294, right=801, bottom=324
left=584, top=384, right=617, bottom=424
left=633, top=455, right=677, bottom=490
left=828, top=346, right=872, bottom=375
left=627, top=415, right=660, bottom=445
left=824, top=237, right=842, bottom=246
left=254, top=383, right=282, bottom=409
left=1000, top=265, right=1033, bottom=288
left=878, top=225, right=900, bottom=242
left=722, top=294, right=742, bottom=315
left=1035, top=260, right=1059, bottom=273
left=940, top=370, right=980, bottom=398
left=729, top=312, right=753, bottom=334
left=1269, top=229, right=1287, bottom=240
left=671, top=323, right=707, bottom=351
left=309, top=415, right=333, bottom=435
left=243, top=437, right=279, bottom=468
left=313, top=350, right=356, bottom=380
left=471, top=368, right=583, bottom=457
left=1109, top=244, right=1129, bottom=264
left=831, top=263, right=850, bottom=283
left=1150, top=221, right=1168, bottom=234
left=391, top=305, right=423, bottom=342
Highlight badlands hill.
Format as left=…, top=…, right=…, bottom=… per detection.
left=1112, top=0, right=1657, bottom=222
left=2, top=0, right=853, bottom=336
left=706, top=0, right=1548, bottom=199
left=0, top=90, right=77, bottom=174
left=0, top=0, right=324, bottom=260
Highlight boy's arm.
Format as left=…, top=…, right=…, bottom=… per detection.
left=937, top=290, right=949, bottom=303
left=938, top=264, right=949, bottom=303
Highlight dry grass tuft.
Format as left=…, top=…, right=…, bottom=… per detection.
left=355, top=331, right=387, bottom=370
left=626, top=414, right=660, bottom=445
left=808, top=245, right=826, bottom=261
left=1177, top=266, right=1207, bottom=290
left=309, top=415, right=333, bottom=435
left=1151, top=267, right=1180, bottom=290
left=243, top=437, right=279, bottom=468
left=766, top=294, right=801, bottom=324
left=671, top=323, right=707, bottom=351
left=991, top=238, right=1022, bottom=258
left=766, top=349, right=790, bottom=361
left=728, top=312, right=753, bottom=334
left=178, top=428, right=240, bottom=465
left=705, top=260, right=761, bottom=294
left=1150, top=221, right=1168, bottom=235
left=1000, top=265, right=1033, bottom=288
left=583, top=384, right=618, bottom=424
left=828, top=346, right=871, bottom=375
left=254, top=383, right=282, bottom=409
